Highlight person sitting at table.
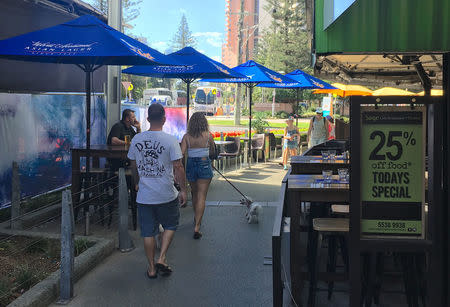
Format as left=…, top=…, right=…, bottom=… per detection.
left=180, top=112, right=216, bottom=239
left=107, top=109, right=141, bottom=171
left=282, top=116, right=300, bottom=170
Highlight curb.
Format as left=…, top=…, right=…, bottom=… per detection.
left=4, top=230, right=115, bottom=307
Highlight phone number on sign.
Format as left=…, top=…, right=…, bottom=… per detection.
left=377, top=221, right=406, bottom=228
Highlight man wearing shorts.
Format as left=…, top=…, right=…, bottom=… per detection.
left=128, top=103, right=187, bottom=278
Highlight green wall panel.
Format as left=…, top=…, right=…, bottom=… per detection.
left=315, top=0, right=450, bottom=54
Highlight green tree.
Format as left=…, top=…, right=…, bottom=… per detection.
left=88, top=0, right=143, bottom=31
left=170, top=14, right=196, bottom=50
left=254, top=0, right=313, bottom=113
left=256, top=0, right=310, bottom=74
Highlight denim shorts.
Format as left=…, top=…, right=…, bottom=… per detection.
left=137, top=198, right=180, bottom=237
left=186, top=157, right=213, bottom=182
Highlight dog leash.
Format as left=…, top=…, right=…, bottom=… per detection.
left=211, top=164, right=253, bottom=205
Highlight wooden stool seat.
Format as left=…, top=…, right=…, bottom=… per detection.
left=313, top=218, right=349, bottom=232
left=113, top=169, right=133, bottom=176
left=331, top=204, right=349, bottom=214
left=81, top=167, right=110, bottom=174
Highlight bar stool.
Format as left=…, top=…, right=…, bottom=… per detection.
left=308, top=218, right=349, bottom=307
left=362, top=252, right=426, bottom=307
left=331, top=204, right=349, bottom=215
left=77, top=167, right=110, bottom=224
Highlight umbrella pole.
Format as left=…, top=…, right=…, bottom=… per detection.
left=85, top=69, right=92, bottom=173
left=186, top=80, right=191, bottom=126
left=296, top=88, right=299, bottom=127
left=248, top=85, right=252, bottom=166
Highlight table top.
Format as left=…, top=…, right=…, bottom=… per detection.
left=71, top=144, right=130, bottom=153
left=214, top=140, right=234, bottom=145
left=288, top=174, right=349, bottom=192
left=291, top=155, right=350, bottom=165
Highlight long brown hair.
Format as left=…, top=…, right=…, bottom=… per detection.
left=187, top=112, right=210, bottom=137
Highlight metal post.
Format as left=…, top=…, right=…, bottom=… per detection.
left=244, top=130, right=248, bottom=165
left=85, top=70, right=91, bottom=151
left=349, top=97, right=362, bottom=307
left=58, top=190, right=74, bottom=304
left=248, top=86, right=253, bottom=167
left=234, top=0, right=245, bottom=126
left=272, top=89, right=276, bottom=117
left=296, top=88, right=300, bottom=127
left=107, top=0, right=122, bottom=135
left=186, top=80, right=191, bottom=125
left=84, top=211, right=90, bottom=236
left=442, top=52, right=449, bottom=307
left=118, top=168, right=134, bottom=252
left=11, top=161, right=22, bottom=230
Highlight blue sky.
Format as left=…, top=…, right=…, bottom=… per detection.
left=333, top=0, right=356, bottom=19
left=86, top=0, right=226, bottom=62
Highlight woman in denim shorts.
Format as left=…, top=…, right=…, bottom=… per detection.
left=181, top=112, right=215, bottom=239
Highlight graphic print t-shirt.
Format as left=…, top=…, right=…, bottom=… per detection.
left=127, top=131, right=182, bottom=204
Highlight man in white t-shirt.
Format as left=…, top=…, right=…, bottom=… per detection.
left=127, top=103, right=187, bottom=278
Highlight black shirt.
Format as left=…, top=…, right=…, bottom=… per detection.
left=106, top=120, right=137, bottom=171
left=107, top=120, right=137, bottom=145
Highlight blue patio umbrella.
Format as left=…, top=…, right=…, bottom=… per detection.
left=257, top=69, right=336, bottom=123
left=0, top=15, right=178, bottom=151
left=123, top=46, right=246, bottom=124
left=285, top=69, right=336, bottom=90
left=202, top=60, right=297, bottom=165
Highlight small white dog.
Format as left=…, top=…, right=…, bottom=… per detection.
left=241, top=198, right=262, bottom=224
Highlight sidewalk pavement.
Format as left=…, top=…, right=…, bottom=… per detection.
left=50, top=160, right=288, bottom=307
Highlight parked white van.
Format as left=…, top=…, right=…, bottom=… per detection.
left=143, top=88, right=173, bottom=105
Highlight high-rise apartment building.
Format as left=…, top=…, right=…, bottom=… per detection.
left=222, top=0, right=262, bottom=67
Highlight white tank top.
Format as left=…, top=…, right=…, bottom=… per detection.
left=186, top=135, right=210, bottom=158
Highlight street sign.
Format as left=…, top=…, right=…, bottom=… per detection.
left=121, top=81, right=131, bottom=91
left=128, top=83, right=133, bottom=91
left=360, top=106, right=425, bottom=237
left=212, top=89, right=217, bottom=95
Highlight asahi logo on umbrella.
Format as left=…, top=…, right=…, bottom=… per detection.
left=120, top=39, right=155, bottom=61
left=153, top=65, right=195, bottom=73
left=312, top=80, right=325, bottom=88
left=209, top=61, right=229, bottom=75
left=267, top=73, right=282, bottom=82
left=24, top=41, right=95, bottom=55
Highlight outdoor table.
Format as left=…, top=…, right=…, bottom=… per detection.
left=71, top=145, right=130, bottom=208
left=287, top=174, right=350, bottom=304
left=214, top=139, right=234, bottom=147
left=214, top=140, right=234, bottom=155
left=290, top=155, right=350, bottom=174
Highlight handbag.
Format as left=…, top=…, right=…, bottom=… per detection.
left=209, top=143, right=218, bottom=160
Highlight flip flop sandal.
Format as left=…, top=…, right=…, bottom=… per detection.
left=193, top=231, right=203, bottom=239
left=155, top=263, right=173, bottom=275
left=146, top=270, right=157, bottom=279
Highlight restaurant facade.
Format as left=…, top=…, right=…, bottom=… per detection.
left=273, top=0, right=449, bottom=306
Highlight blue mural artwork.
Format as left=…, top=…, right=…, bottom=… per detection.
left=120, top=103, right=186, bottom=142
left=0, top=93, right=106, bottom=208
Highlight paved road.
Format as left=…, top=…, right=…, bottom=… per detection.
left=49, top=162, right=286, bottom=307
